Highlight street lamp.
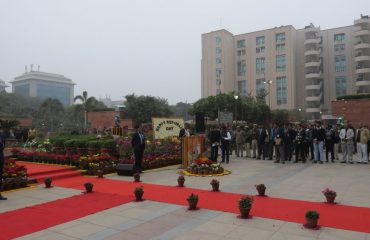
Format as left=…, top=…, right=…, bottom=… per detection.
left=263, top=80, right=273, bottom=108
left=234, top=95, right=239, bottom=123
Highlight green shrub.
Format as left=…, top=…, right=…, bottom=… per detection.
left=305, top=210, right=320, bottom=219
left=75, top=139, right=88, bottom=148
left=53, top=138, right=66, bottom=148
left=64, top=139, right=76, bottom=148
left=88, top=140, right=101, bottom=149
left=102, top=140, right=116, bottom=150
left=337, top=93, right=370, bottom=100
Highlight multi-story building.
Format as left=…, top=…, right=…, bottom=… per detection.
left=11, top=65, right=76, bottom=106
left=201, top=14, right=370, bottom=119
left=0, top=79, right=9, bottom=92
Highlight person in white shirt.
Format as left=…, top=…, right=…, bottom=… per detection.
left=339, top=123, right=355, bottom=164
left=220, top=125, right=232, bottom=163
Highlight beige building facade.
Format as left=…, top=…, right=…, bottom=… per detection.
left=201, top=15, right=370, bottom=119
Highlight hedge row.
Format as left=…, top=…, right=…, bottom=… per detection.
left=337, top=93, right=370, bottom=100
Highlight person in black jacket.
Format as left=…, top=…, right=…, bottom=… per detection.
left=325, top=125, right=335, bottom=163
left=208, top=126, right=221, bottom=162
left=294, top=124, right=306, bottom=163
left=312, top=121, right=326, bottom=163
left=220, top=126, right=231, bottom=163
left=131, top=125, right=146, bottom=173
left=274, top=123, right=286, bottom=164
left=0, top=129, right=7, bottom=200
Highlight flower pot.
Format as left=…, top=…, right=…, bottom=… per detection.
left=44, top=179, right=52, bottom=188
left=257, top=188, right=266, bottom=196
left=325, top=194, right=336, bottom=204
left=84, top=185, right=93, bottom=193
left=188, top=200, right=198, bottom=210
left=178, top=179, right=185, bottom=187
left=211, top=184, right=219, bottom=192
left=97, top=170, right=104, bottom=178
left=239, top=207, right=251, bottom=218
left=134, top=175, right=141, bottom=182
left=135, top=192, right=143, bottom=201
left=305, top=217, right=318, bottom=229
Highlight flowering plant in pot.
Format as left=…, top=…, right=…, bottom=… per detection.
left=84, top=182, right=94, bottom=193
left=44, top=177, right=52, bottom=188
left=133, top=173, right=141, bottom=182
left=210, top=179, right=220, bottom=192
left=177, top=175, right=185, bottom=187
left=305, top=210, right=320, bottom=229
left=97, top=169, right=104, bottom=178
left=134, top=186, right=144, bottom=201
left=187, top=193, right=199, bottom=210
left=322, top=188, right=336, bottom=204
left=238, top=196, right=253, bottom=218
left=255, top=184, right=266, bottom=196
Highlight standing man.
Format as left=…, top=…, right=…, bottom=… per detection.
left=179, top=123, right=190, bottom=138
left=235, top=126, right=245, bottom=157
left=244, top=125, right=252, bottom=158
left=220, top=126, right=231, bottom=163
left=312, top=121, right=326, bottom=164
left=294, top=124, right=306, bottom=163
left=340, top=123, right=355, bottom=164
left=267, top=123, right=276, bottom=160
left=357, top=125, right=369, bottom=164
left=325, top=125, right=335, bottom=163
left=251, top=124, right=258, bottom=158
left=0, top=128, right=7, bottom=200
left=208, top=126, right=221, bottom=162
left=333, top=124, right=341, bottom=161
left=131, top=125, right=146, bottom=173
left=274, top=123, right=285, bottom=164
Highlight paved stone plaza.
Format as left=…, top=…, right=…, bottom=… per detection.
left=2, top=156, right=370, bottom=240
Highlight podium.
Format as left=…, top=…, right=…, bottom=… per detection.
left=112, top=127, right=123, bottom=136
left=181, top=135, right=206, bottom=168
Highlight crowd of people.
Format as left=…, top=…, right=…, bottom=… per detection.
left=207, top=121, right=370, bottom=164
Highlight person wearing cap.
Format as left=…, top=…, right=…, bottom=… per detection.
left=357, top=124, right=369, bottom=164
left=339, top=122, right=354, bottom=164
left=235, top=126, right=245, bottom=157
left=312, top=121, right=326, bottom=163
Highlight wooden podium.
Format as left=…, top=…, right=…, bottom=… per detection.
left=181, top=135, right=206, bottom=168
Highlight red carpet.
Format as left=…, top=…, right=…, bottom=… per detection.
left=18, top=161, right=82, bottom=182
left=0, top=192, right=132, bottom=240
left=53, top=176, right=370, bottom=233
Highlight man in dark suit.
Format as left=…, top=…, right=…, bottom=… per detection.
left=257, top=125, right=267, bottom=160
left=179, top=123, right=190, bottom=138
left=0, top=128, right=7, bottom=200
left=208, top=126, right=221, bottom=162
left=131, top=125, right=145, bottom=173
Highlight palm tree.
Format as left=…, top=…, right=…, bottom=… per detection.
left=39, top=98, right=65, bottom=132
left=74, top=91, right=99, bottom=128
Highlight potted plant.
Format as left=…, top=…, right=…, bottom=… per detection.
left=84, top=182, right=94, bottom=193
left=255, top=184, right=266, bottom=196
left=238, top=196, right=253, bottom=218
left=210, top=179, right=220, bottom=192
left=177, top=175, right=185, bottom=187
left=322, top=188, right=336, bottom=204
left=44, top=177, right=52, bottom=188
left=187, top=193, right=199, bottom=210
left=305, top=210, right=320, bottom=229
left=134, top=186, right=144, bottom=201
left=97, top=169, right=104, bottom=178
left=134, top=173, right=141, bottom=182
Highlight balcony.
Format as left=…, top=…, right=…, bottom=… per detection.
left=354, top=29, right=370, bottom=37
left=306, top=107, right=321, bottom=113
left=306, top=72, right=322, bottom=79
left=356, top=80, right=370, bottom=87
left=305, top=82, right=322, bottom=90
left=306, top=95, right=322, bottom=102
left=354, top=43, right=370, bottom=50
left=304, top=26, right=319, bottom=33
left=354, top=17, right=370, bottom=26
left=304, top=49, right=321, bottom=56
left=356, top=68, right=370, bottom=74
left=355, top=55, right=370, bottom=62
left=304, top=38, right=321, bottom=45
left=305, top=60, right=321, bottom=68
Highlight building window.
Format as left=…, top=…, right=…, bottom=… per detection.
left=237, top=39, right=246, bottom=48
left=14, top=84, right=30, bottom=96
left=216, top=68, right=222, bottom=78
left=334, top=44, right=345, bottom=51
left=216, top=58, right=222, bottom=64
left=216, top=79, right=221, bottom=86
left=276, top=33, right=286, bottom=42
left=256, top=46, right=265, bottom=53
left=216, top=47, right=222, bottom=55
left=276, top=43, right=285, bottom=51
left=335, top=76, right=347, bottom=97
left=334, top=33, right=345, bottom=42
left=335, top=55, right=346, bottom=72
left=256, top=58, right=265, bottom=75
left=238, top=80, right=247, bottom=96
left=237, top=49, right=246, bottom=56
left=276, top=55, right=286, bottom=72
left=276, top=76, right=287, bottom=105
left=216, top=36, right=222, bottom=44
left=237, top=60, right=246, bottom=76
left=36, top=84, right=71, bottom=105
left=256, top=79, right=266, bottom=94
left=256, top=36, right=265, bottom=45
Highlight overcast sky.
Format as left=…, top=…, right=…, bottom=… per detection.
left=0, top=0, right=368, bottom=104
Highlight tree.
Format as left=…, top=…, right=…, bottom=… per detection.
left=62, top=104, right=85, bottom=132
left=0, top=119, right=19, bottom=138
left=38, top=98, right=65, bottom=132
left=170, top=102, right=193, bottom=121
left=74, top=91, right=101, bottom=127
left=124, top=94, right=172, bottom=124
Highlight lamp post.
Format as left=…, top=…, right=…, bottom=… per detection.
left=263, top=80, right=273, bottom=108
left=234, top=95, right=239, bottom=123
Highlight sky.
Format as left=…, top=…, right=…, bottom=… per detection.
left=0, top=0, right=368, bottom=104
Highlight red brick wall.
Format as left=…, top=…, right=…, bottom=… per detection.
left=331, top=99, right=370, bottom=128
left=87, top=111, right=133, bottom=131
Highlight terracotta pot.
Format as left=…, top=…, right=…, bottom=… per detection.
left=239, top=207, right=251, bottom=218
left=135, top=192, right=143, bottom=201
left=305, top=217, right=318, bottom=228
left=257, top=188, right=266, bottom=196
left=178, top=179, right=185, bottom=187
left=44, top=179, right=52, bottom=188
left=188, top=200, right=198, bottom=210
left=211, top=184, right=219, bottom=192
left=325, top=194, right=336, bottom=204
left=134, top=175, right=141, bottom=182
left=85, top=185, right=93, bottom=193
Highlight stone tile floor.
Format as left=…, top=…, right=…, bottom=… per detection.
left=1, top=155, right=369, bottom=240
